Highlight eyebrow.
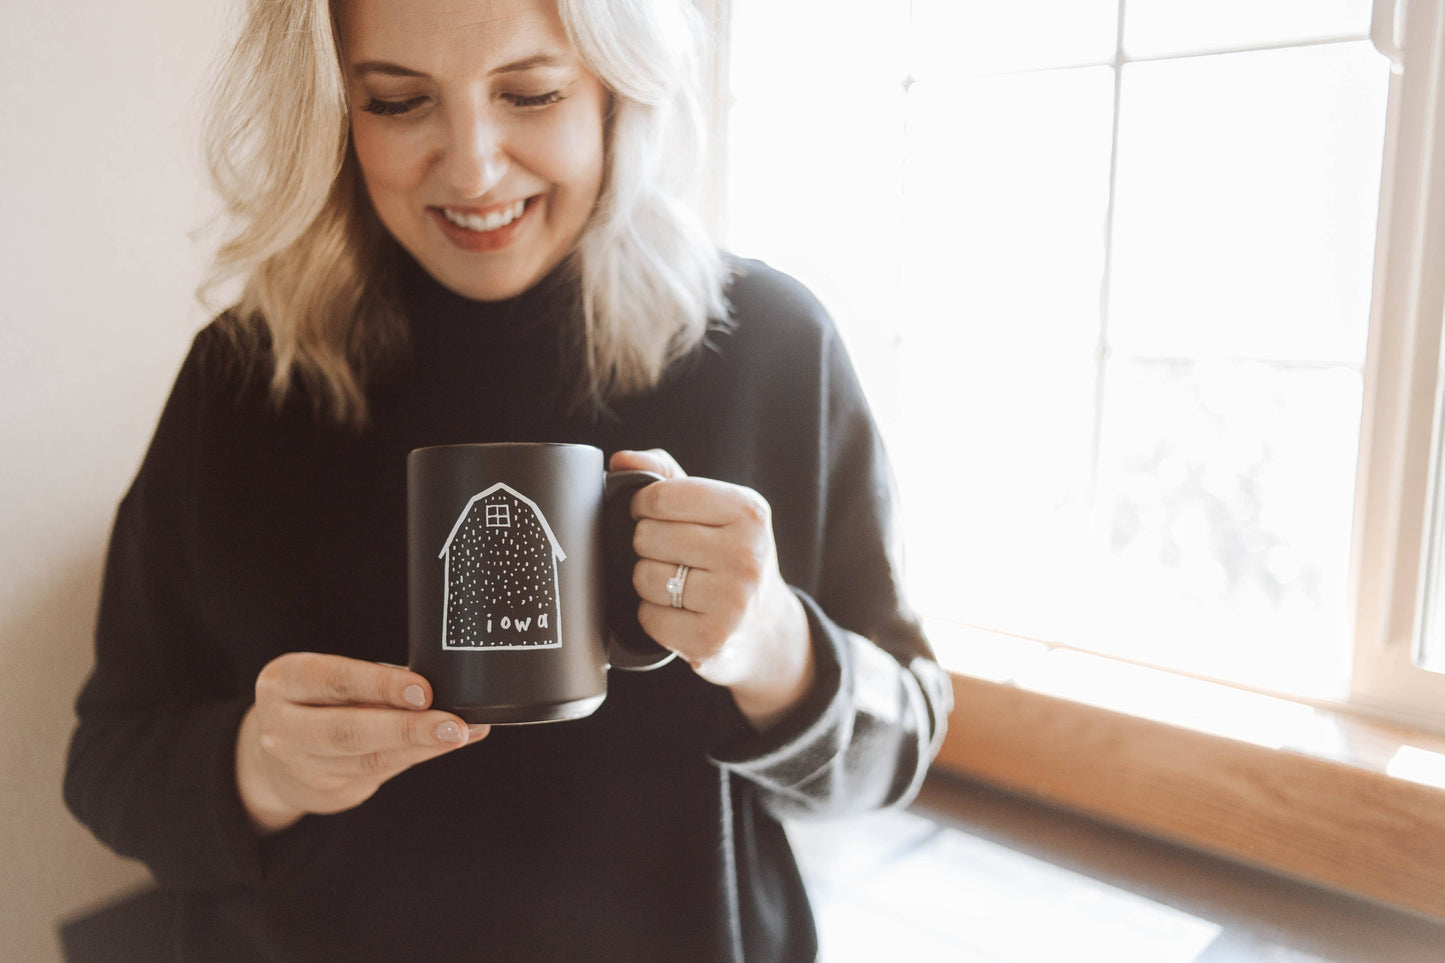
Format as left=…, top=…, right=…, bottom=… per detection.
left=352, top=54, right=566, bottom=79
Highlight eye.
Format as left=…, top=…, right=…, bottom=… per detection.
left=504, top=91, right=566, bottom=109
left=361, top=97, right=426, bottom=117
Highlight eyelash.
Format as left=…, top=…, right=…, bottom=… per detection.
left=507, top=90, right=565, bottom=108
left=361, top=97, right=424, bottom=117
left=360, top=90, right=566, bottom=117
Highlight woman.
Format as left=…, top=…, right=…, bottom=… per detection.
left=63, top=0, right=951, bottom=959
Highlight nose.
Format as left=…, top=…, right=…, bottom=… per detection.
left=440, top=106, right=509, bottom=199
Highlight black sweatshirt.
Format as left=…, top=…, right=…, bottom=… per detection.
left=64, top=255, right=952, bottom=962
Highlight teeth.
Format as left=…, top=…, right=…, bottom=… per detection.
left=441, top=200, right=526, bottom=232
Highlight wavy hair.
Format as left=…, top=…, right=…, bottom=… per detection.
left=201, top=0, right=728, bottom=426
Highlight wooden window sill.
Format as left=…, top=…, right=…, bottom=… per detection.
left=926, top=622, right=1445, bottom=922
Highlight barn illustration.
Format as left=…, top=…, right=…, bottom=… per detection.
left=438, top=483, right=566, bottom=650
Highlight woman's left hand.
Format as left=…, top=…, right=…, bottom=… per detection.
left=611, top=449, right=816, bottom=731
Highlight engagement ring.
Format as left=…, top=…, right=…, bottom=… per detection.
left=666, top=564, right=690, bottom=609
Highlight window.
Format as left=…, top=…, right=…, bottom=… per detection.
left=486, top=503, right=511, bottom=528
left=719, top=0, right=1445, bottom=730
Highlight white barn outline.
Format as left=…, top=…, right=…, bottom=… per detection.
left=438, top=482, right=567, bottom=651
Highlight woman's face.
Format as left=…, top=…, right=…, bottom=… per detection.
left=339, top=0, right=609, bottom=301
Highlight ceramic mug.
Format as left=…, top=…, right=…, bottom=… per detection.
left=407, top=442, right=674, bottom=724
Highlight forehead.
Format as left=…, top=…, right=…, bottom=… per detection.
left=337, top=0, right=571, bottom=67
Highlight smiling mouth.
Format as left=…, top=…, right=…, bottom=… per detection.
left=438, top=199, right=529, bottom=233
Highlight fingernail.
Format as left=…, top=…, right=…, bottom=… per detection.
left=467, top=724, right=490, bottom=742
left=403, top=684, right=427, bottom=708
left=435, top=721, right=463, bottom=744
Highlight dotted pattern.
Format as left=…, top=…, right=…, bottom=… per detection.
left=443, top=490, right=561, bottom=648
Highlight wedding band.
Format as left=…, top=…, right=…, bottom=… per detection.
left=666, top=564, right=690, bottom=609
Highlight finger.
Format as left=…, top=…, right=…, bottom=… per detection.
left=634, top=517, right=772, bottom=589
left=633, top=559, right=732, bottom=614
left=632, top=517, right=733, bottom=569
left=609, top=449, right=687, bottom=479
left=325, top=727, right=491, bottom=780
left=630, top=477, right=770, bottom=528
left=274, top=704, right=475, bottom=758
left=257, top=652, right=433, bottom=709
left=636, top=601, right=726, bottom=666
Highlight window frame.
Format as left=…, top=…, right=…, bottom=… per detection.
left=1350, top=0, right=1445, bottom=729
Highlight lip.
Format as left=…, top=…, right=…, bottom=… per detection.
left=429, top=196, right=537, bottom=252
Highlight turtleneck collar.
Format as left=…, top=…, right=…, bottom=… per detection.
left=395, top=249, right=578, bottom=346
left=387, top=249, right=589, bottom=420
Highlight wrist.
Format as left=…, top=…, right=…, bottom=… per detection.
left=724, top=592, right=817, bottom=732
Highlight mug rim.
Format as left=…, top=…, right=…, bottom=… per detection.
left=409, top=442, right=602, bottom=456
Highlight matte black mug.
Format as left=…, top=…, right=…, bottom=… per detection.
left=407, top=443, right=675, bottom=724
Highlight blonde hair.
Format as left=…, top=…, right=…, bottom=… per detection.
left=201, top=0, right=728, bottom=426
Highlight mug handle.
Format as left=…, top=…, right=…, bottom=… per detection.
left=603, top=469, right=679, bottom=672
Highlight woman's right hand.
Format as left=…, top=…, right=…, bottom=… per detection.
left=235, top=652, right=488, bottom=835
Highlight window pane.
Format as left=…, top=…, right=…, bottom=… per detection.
left=1124, top=0, right=1371, bottom=58
left=726, top=0, right=909, bottom=401
left=894, top=348, right=1099, bottom=643
left=1108, top=43, right=1388, bottom=364
left=894, top=68, right=1113, bottom=634
left=911, top=0, right=1117, bottom=78
left=903, top=359, right=1361, bottom=701
left=1087, top=361, right=1361, bottom=697
left=902, top=68, right=1115, bottom=358
left=726, top=90, right=905, bottom=302
left=729, top=0, right=907, bottom=100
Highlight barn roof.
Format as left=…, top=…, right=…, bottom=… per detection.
left=438, top=482, right=567, bottom=561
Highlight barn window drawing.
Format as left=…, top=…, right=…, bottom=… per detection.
left=438, top=483, right=565, bottom=650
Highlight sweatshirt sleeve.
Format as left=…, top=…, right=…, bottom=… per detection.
left=710, top=311, right=953, bottom=819
left=63, top=329, right=269, bottom=891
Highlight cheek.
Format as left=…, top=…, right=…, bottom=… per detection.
left=568, top=126, right=606, bottom=199
left=350, top=118, right=423, bottom=194
left=535, top=100, right=607, bottom=203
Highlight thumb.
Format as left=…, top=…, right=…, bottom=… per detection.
left=609, top=448, right=687, bottom=480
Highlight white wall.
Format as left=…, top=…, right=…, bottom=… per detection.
left=0, top=2, right=230, bottom=959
